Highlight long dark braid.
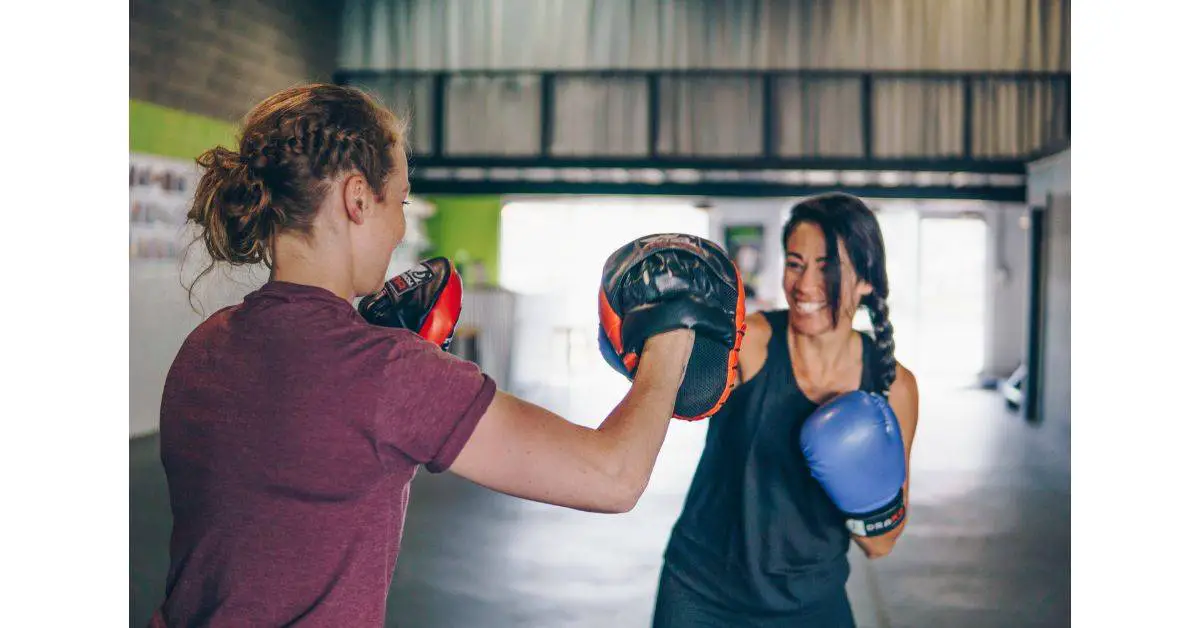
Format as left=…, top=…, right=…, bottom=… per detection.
left=783, top=192, right=897, bottom=397
left=862, top=292, right=898, bottom=397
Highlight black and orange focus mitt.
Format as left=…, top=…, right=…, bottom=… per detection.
left=358, top=257, right=464, bottom=351
left=598, top=234, right=746, bottom=420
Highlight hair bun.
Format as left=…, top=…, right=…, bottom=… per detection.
left=184, top=84, right=403, bottom=309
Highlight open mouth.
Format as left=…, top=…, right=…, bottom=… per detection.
left=794, top=301, right=826, bottom=315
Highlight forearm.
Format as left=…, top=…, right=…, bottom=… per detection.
left=446, top=332, right=691, bottom=514
left=593, top=331, right=692, bottom=501
left=853, top=520, right=904, bottom=558
left=851, top=480, right=909, bottom=559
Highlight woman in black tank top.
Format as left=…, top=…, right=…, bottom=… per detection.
left=652, top=193, right=921, bottom=627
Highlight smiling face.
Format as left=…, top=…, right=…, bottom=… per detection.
left=782, top=221, right=873, bottom=337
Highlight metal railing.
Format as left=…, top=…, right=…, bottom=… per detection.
left=335, top=68, right=1070, bottom=174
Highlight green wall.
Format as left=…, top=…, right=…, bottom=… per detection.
left=422, top=196, right=504, bottom=286
left=130, top=99, right=238, bottom=160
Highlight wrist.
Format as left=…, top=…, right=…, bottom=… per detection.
left=639, top=330, right=695, bottom=386
left=844, top=488, right=906, bottom=537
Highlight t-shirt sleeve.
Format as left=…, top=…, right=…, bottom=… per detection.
left=372, top=334, right=498, bottom=473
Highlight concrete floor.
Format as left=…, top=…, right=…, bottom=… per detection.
left=130, top=377, right=1069, bottom=627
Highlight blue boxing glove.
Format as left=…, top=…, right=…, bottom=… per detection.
left=800, top=391, right=907, bottom=537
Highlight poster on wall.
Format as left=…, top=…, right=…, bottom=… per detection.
left=130, top=152, right=199, bottom=262
left=724, top=224, right=767, bottom=310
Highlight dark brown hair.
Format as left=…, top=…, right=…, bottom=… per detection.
left=185, top=84, right=403, bottom=299
left=783, top=193, right=897, bottom=396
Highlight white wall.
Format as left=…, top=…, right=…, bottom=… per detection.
left=129, top=257, right=266, bottom=437
left=1028, top=149, right=1071, bottom=202
left=1040, top=194, right=1071, bottom=424
left=706, top=198, right=791, bottom=312
left=983, top=206, right=1032, bottom=378
left=129, top=200, right=435, bottom=438
left=1027, top=148, right=1071, bottom=424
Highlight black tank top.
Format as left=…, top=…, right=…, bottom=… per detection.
left=662, top=309, right=878, bottom=613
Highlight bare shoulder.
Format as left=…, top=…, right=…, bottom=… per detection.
left=889, top=362, right=919, bottom=427
left=892, top=362, right=918, bottom=399
left=744, top=310, right=772, bottom=342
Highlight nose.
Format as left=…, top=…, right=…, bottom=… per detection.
left=797, top=265, right=824, bottom=297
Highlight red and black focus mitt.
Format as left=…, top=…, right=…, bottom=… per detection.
left=598, top=234, right=746, bottom=421
left=358, top=257, right=463, bottom=351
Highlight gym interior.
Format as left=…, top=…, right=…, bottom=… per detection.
left=129, top=1, right=1071, bottom=626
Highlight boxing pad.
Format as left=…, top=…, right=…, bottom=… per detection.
left=358, top=257, right=463, bottom=351
left=598, top=233, right=746, bottom=420
left=800, top=391, right=907, bottom=537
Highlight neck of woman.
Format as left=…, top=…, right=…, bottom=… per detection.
left=788, top=321, right=859, bottom=380
left=269, top=231, right=357, bottom=302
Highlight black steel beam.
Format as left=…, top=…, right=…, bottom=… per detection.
left=431, top=73, right=446, bottom=157
left=333, top=67, right=1069, bottom=177
left=1024, top=204, right=1047, bottom=423
left=540, top=73, right=554, bottom=157
left=407, top=178, right=1027, bottom=203
left=406, top=155, right=1028, bottom=175
left=647, top=74, right=660, bottom=158
left=962, top=77, right=974, bottom=159
left=861, top=74, right=873, bottom=159
left=762, top=75, right=775, bottom=159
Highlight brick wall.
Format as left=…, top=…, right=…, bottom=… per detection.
left=130, top=0, right=342, bottom=122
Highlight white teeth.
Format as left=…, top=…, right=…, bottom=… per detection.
left=796, top=302, right=825, bottom=314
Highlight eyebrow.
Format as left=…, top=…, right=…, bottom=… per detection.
left=786, top=252, right=828, bottom=262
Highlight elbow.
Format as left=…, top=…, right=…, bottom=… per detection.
left=597, top=471, right=646, bottom=514
left=863, top=541, right=894, bottom=560
left=588, top=437, right=648, bottom=514
left=617, top=476, right=649, bottom=513
left=585, top=486, right=640, bottom=514
left=604, top=493, right=638, bottom=514
left=586, top=460, right=647, bottom=514
left=857, top=512, right=906, bottom=558
left=858, top=531, right=901, bottom=559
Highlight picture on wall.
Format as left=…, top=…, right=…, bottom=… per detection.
left=724, top=224, right=766, bottom=304
left=129, top=152, right=198, bottom=261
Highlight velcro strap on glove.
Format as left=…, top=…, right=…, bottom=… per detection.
left=844, top=489, right=906, bottom=538
left=620, top=296, right=737, bottom=357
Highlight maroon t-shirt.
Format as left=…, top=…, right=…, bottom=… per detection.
left=155, top=281, right=496, bottom=626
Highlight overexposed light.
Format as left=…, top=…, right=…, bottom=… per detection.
left=665, top=169, right=703, bottom=184
left=488, top=168, right=521, bottom=180
left=455, top=167, right=486, bottom=180
left=806, top=170, right=839, bottom=185
left=524, top=168, right=557, bottom=181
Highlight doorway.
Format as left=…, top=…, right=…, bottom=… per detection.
left=915, top=215, right=989, bottom=384
left=499, top=198, right=711, bottom=420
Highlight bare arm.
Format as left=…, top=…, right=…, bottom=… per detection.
left=853, top=363, right=920, bottom=559
left=447, top=330, right=694, bottom=514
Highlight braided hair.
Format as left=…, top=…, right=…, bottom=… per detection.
left=782, top=193, right=898, bottom=396
left=185, top=84, right=404, bottom=304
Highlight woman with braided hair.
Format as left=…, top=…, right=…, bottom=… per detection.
left=652, top=193, right=920, bottom=627
left=152, top=84, right=734, bottom=626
